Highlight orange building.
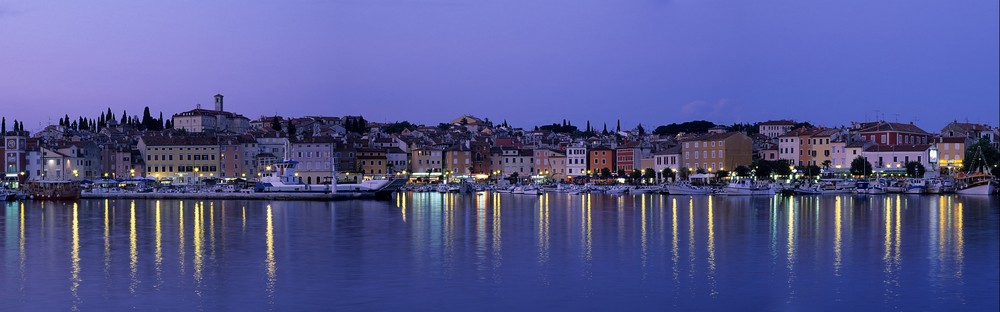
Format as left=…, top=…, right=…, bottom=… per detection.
left=588, top=146, right=615, bottom=176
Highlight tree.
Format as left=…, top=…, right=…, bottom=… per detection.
left=602, top=123, right=608, bottom=135
left=616, top=119, right=620, bottom=132
left=963, top=137, right=1000, bottom=173
left=438, top=123, right=451, bottom=131
left=775, top=161, right=793, bottom=177
left=678, top=167, right=690, bottom=180
left=790, top=121, right=814, bottom=131
left=271, top=116, right=282, bottom=132
left=629, top=169, right=642, bottom=184
left=653, top=120, right=716, bottom=136
left=696, top=167, right=707, bottom=174
left=600, top=168, right=611, bottom=179
left=643, top=168, right=656, bottom=183
left=636, top=124, right=646, bottom=136
left=716, top=170, right=730, bottom=180
left=1, top=117, right=5, bottom=134
left=509, top=172, right=520, bottom=183
left=287, top=122, right=297, bottom=138
left=661, top=168, right=675, bottom=182
left=804, top=165, right=821, bottom=177
left=822, top=160, right=832, bottom=170
left=384, top=121, right=414, bottom=134
left=905, top=161, right=925, bottom=178
left=753, top=162, right=773, bottom=179
left=735, top=165, right=751, bottom=177
left=850, top=156, right=873, bottom=177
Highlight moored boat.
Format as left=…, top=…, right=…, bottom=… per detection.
left=722, top=179, right=774, bottom=196
left=24, top=180, right=82, bottom=200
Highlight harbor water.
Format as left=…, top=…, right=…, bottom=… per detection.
left=1, top=194, right=997, bottom=311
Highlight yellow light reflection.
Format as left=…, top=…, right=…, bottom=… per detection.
left=641, top=194, right=648, bottom=272
left=155, top=200, right=163, bottom=286
left=538, top=193, right=550, bottom=265
left=194, top=202, right=204, bottom=285
left=584, top=194, right=592, bottom=262
left=265, top=204, right=277, bottom=301
left=787, top=197, right=796, bottom=300
left=954, top=202, right=964, bottom=279
left=179, top=201, right=185, bottom=275
left=71, top=203, right=81, bottom=311
left=688, top=197, right=695, bottom=280
left=104, top=199, right=111, bottom=275
left=834, top=197, right=842, bottom=276
left=707, top=195, right=717, bottom=296
left=130, top=200, right=138, bottom=294
left=19, top=203, right=26, bottom=283
left=671, top=198, right=679, bottom=284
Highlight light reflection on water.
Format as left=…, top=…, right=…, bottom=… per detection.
left=0, top=195, right=997, bottom=311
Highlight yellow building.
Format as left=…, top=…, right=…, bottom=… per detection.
left=934, top=137, right=965, bottom=171
left=138, top=135, right=221, bottom=184
left=680, top=132, right=753, bottom=172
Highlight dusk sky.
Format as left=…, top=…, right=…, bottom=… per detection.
left=1, top=0, right=997, bottom=132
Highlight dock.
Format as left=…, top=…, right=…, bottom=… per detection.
left=80, top=191, right=387, bottom=201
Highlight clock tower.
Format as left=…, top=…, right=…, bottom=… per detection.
left=3, top=134, right=26, bottom=186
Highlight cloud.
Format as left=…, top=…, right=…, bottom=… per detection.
left=0, top=5, right=20, bottom=18
left=679, top=98, right=730, bottom=116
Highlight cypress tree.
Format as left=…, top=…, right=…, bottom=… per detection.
left=1, top=117, right=5, bottom=134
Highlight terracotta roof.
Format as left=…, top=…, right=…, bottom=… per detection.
left=760, top=120, right=795, bottom=126
left=140, top=135, right=220, bottom=146
left=679, top=132, right=742, bottom=142
left=858, top=122, right=928, bottom=134
left=863, top=144, right=932, bottom=152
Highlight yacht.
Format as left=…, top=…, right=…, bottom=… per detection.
left=257, top=160, right=403, bottom=198
left=954, top=173, right=995, bottom=195
left=664, top=182, right=712, bottom=195
left=721, top=179, right=775, bottom=196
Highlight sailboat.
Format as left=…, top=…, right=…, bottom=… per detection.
left=954, top=145, right=996, bottom=195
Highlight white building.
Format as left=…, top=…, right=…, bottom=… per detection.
left=759, top=120, right=795, bottom=138
left=653, top=146, right=681, bottom=183
left=565, top=145, right=587, bottom=178
left=289, top=137, right=335, bottom=185
left=777, top=130, right=802, bottom=165
left=172, top=94, right=251, bottom=133
left=862, top=144, right=939, bottom=177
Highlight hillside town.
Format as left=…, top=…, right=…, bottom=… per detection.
left=1, top=94, right=998, bottom=191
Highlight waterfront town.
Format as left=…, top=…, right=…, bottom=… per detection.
left=0, top=94, right=997, bottom=192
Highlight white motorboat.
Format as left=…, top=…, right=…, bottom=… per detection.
left=904, top=178, right=926, bottom=194
left=722, top=179, right=775, bottom=196
left=664, top=182, right=712, bottom=195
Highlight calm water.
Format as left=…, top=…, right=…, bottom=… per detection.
left=1, top=194, right=997, bottom=311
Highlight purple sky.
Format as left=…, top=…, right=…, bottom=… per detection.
left=1, top=0, right=997, bottom=132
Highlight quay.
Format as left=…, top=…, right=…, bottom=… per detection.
left=80, top=192, right=385, bottom=201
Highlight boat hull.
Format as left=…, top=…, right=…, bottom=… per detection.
left=956, top=181, right=994, bottom=195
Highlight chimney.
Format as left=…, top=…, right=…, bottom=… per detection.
left=214, top=94, right=224, bottom=112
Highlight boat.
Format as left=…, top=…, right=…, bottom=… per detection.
left=0, top=189, right=17, bottom=201
left=24, top=180, right=82, bottom=200
left=256, top=160, right=404, bottom=198
left=664, top=181, right=712, bottom=195
left=953, top=147, right=996, bottom=195
left=631, top=186, right=660, bottom=194
left=853, top=180, right=886, bottom=195
left=954, top=173, right=994, bottom=195
left=721, top=179, right=774, bottom=196
left=903, top=178, right=926, bottom=194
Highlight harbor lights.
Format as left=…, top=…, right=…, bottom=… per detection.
left=72, top=169, right=79, bottom=177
